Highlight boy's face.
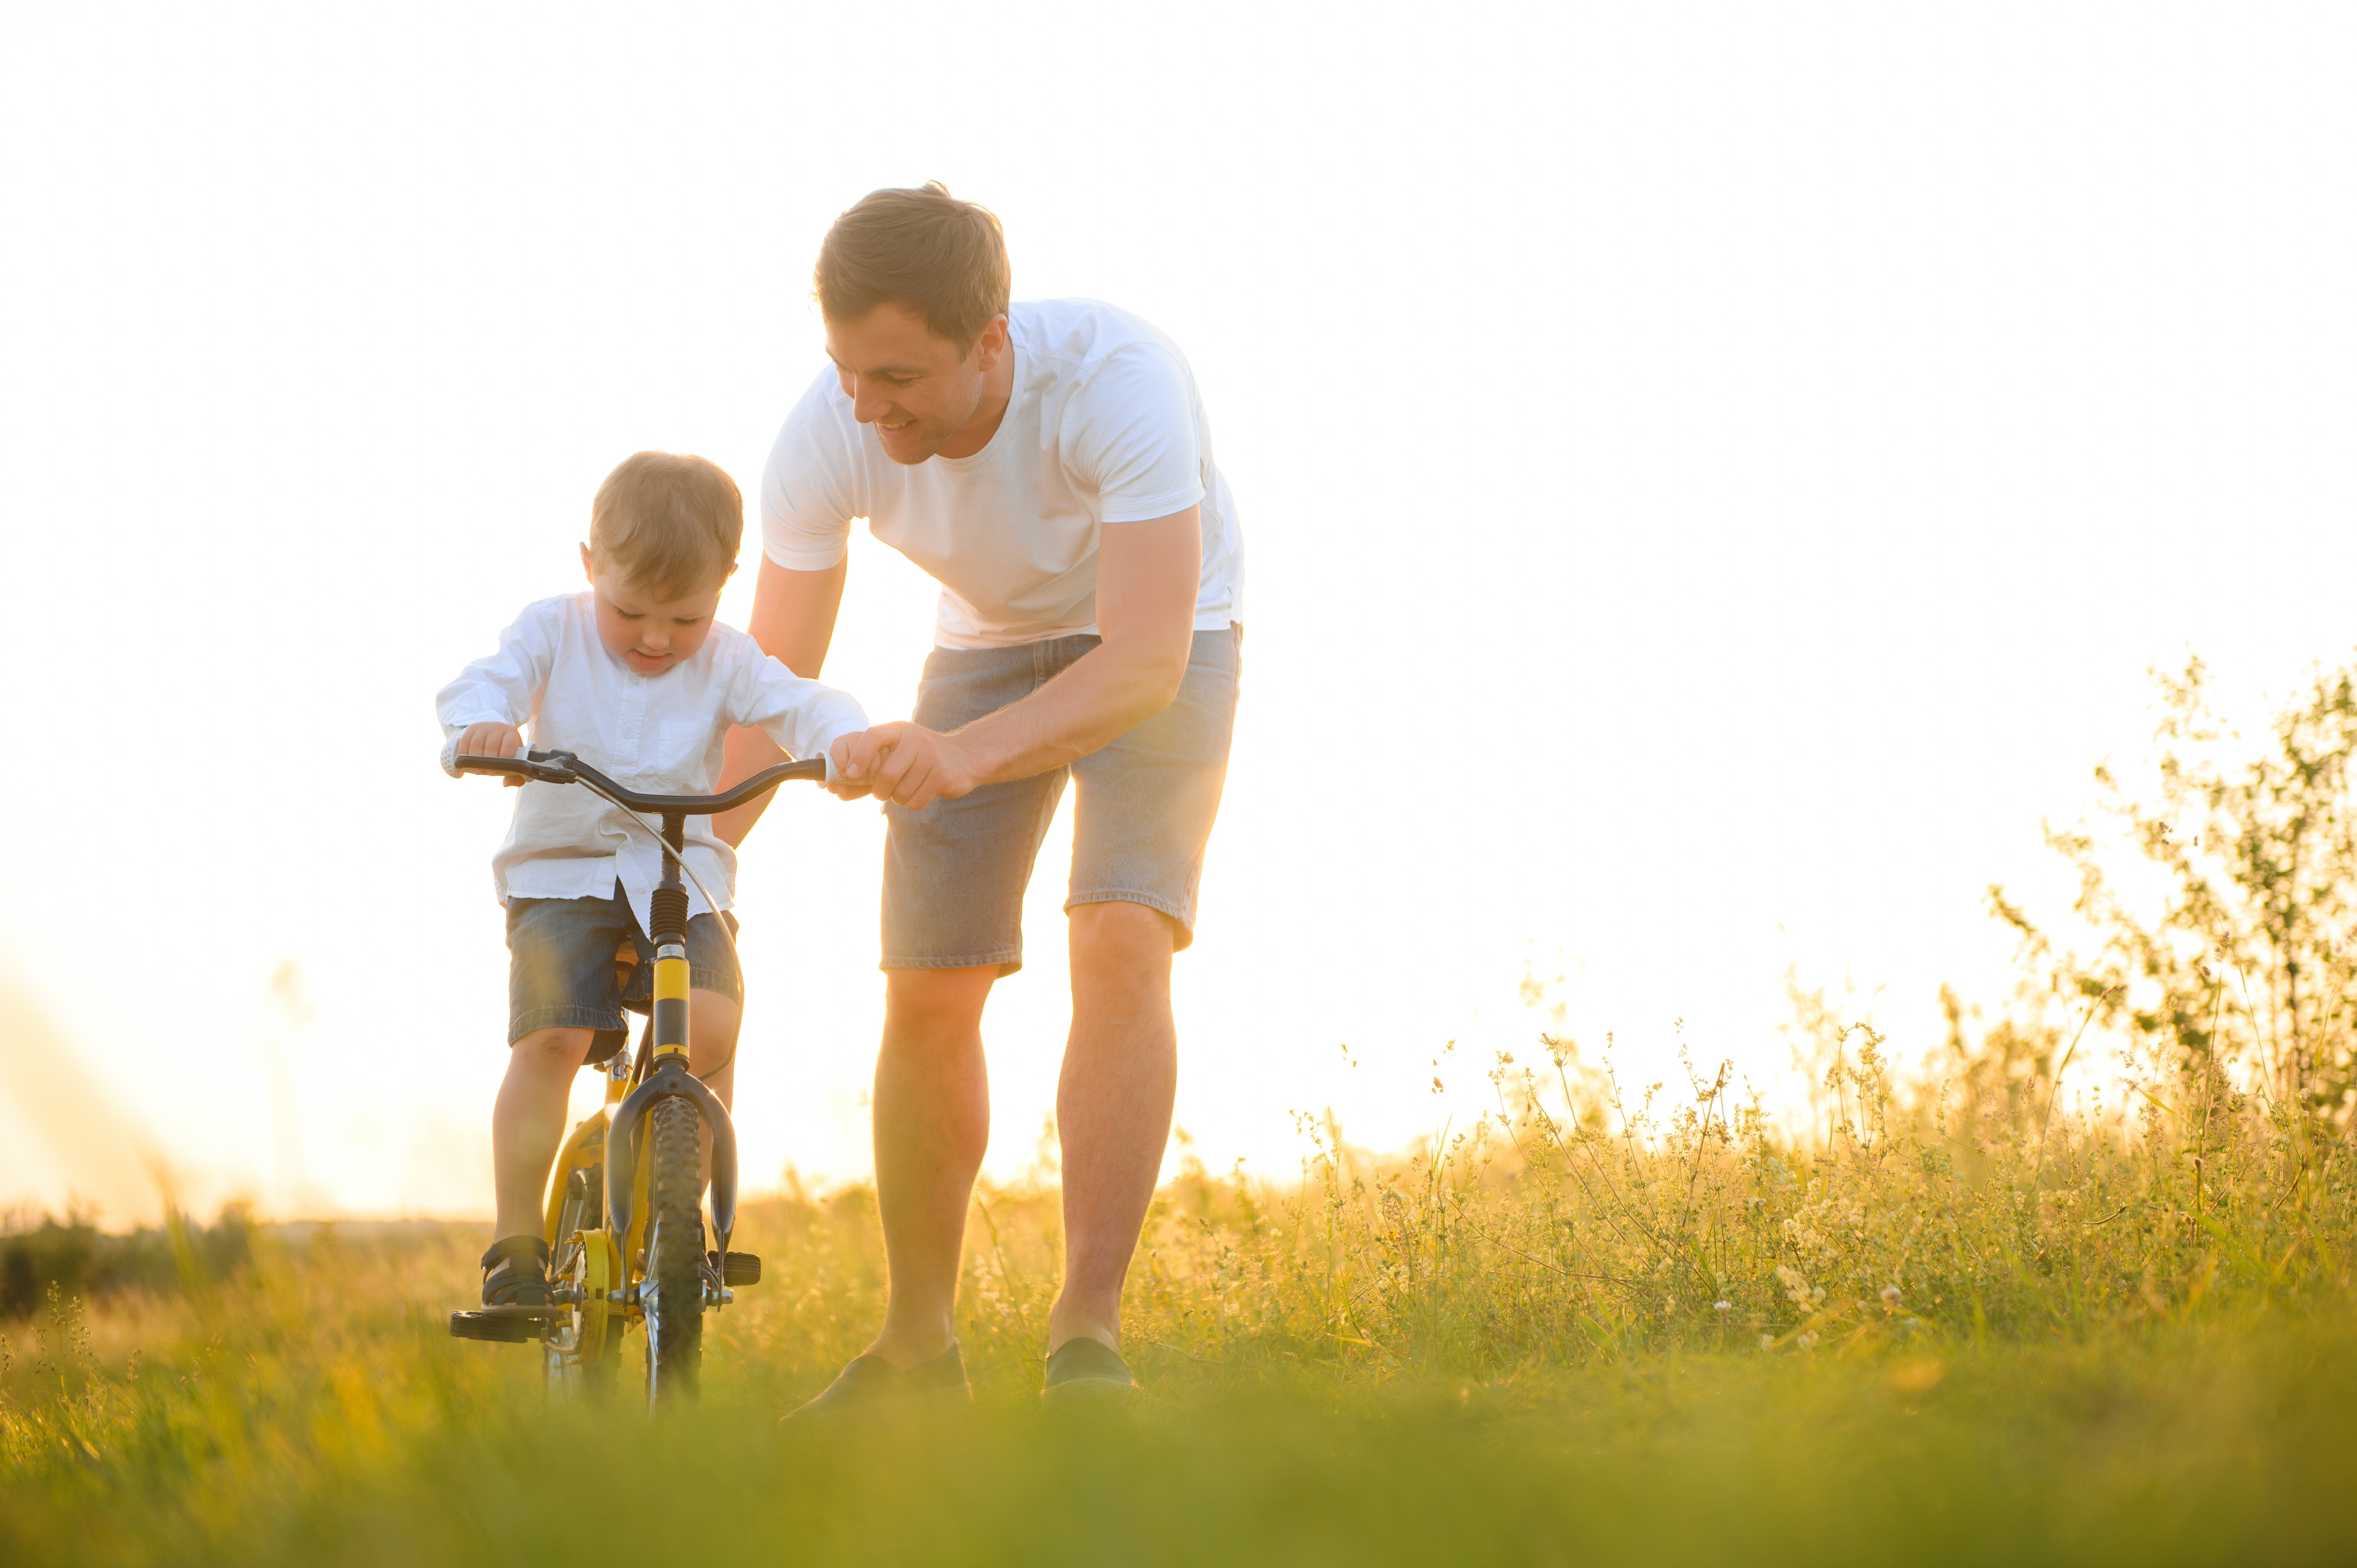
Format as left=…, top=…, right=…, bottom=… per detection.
left=579, top=545, right=725, bottom=676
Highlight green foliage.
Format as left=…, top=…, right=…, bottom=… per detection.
left=0, top=1047, right=2349, bottom=1568
left=1993, top=653, right=2357, bottom=1127
left=0, top=1206, right=250, bottom=1319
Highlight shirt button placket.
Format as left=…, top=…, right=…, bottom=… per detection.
left=621, top=678, right=645, bottom=767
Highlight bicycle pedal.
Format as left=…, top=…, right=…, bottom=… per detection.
left=449, top=1309, right=542, bottom=1343
left=706, top=1250, right=761, bottom=1285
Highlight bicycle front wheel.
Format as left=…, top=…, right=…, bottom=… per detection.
left=641, top=1093, right=705, bottom=1405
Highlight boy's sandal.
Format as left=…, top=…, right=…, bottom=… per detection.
left=480, top=1236, right=552, bottom=1308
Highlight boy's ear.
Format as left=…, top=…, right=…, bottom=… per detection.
left=580, top=543, right=595, bottom=582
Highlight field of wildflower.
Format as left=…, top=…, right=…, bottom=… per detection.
left=5, top=658, right=2356, bottom=1564
left=2, top=1016, right=2352, bottom=1566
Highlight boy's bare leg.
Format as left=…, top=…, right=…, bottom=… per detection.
left=493, top=1025, right=595, bottom=1240
left=688, top=988, right=742, bottom=1109
left=494, top=995, right=739, bottom=1246
left=1046, top=900, right=1178, bottom=1355
left=864, top=965, right=995, bottom=1367
left=688, top=988, right=742, bottom=1189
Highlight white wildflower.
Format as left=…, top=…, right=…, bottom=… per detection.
left=1774, top=1264, right=1824, bottom=1311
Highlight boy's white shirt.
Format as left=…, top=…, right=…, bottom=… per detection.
left=435, top=592, right=868, bottom=932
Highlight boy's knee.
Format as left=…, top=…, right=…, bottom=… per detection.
left=512, top=1026, right=596, bottom=1070
left=688, top=988, right=741, bottom=1046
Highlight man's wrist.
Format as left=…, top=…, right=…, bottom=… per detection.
left=944, top=719, right=1010, bottom=789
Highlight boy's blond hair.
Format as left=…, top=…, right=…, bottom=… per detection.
left=588, top=451, right=744, bottom=598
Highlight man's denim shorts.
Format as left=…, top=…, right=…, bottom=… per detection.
left=506, top=881, right=741, bottom=1063
left=882, top=625, right=1241, bottom=974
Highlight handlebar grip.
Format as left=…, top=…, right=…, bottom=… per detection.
left=454, top=753, right=576, bottom=784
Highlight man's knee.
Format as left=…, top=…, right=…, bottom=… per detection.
left=1069, top=900, right=1177, bottom=985
left=883, top=966, right=994, bottom=1049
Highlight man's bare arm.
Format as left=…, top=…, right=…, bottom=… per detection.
left=838, top=505, right=1201, bottom=809
left=713, top=554, right=850, bottom=846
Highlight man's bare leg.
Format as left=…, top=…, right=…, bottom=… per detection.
left=864, top=964, right=995, bottom=1367
left=1047, top=900, right=1178, bottom=1354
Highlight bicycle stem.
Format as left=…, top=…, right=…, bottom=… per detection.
left=648, top=809, right=692, bottom=1063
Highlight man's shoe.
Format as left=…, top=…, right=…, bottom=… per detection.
left=782, top=1341, right=968, bottom=1423
left=1040, top=1336, right=1138, bottom=1406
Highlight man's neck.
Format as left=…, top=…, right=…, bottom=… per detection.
left=937, top=346, right=1016, bottom=461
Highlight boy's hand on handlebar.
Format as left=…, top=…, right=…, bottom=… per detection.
left=824, top=733, right=874, bottom=801
left=457, top=721, right=527, bottom=787
left=829, top=723, right=981, bottom=810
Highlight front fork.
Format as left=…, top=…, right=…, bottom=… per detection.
left=603, top=812, right=740, bottom=1262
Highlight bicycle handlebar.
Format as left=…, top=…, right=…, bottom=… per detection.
left=452, top=747, right=829, bottom=815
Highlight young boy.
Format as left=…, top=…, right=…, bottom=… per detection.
left=436, top=450, right=869, bottom=1307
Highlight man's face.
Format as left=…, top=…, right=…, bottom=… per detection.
left=824, top=302, right=1005, bottom=465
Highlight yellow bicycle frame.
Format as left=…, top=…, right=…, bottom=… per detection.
left=543, top=1041, right=653, bottom=1352
left=650, top=940, right=691, bottom=1060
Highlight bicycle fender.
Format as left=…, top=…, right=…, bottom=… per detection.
left=604, top=1057, right=739, bottom=1258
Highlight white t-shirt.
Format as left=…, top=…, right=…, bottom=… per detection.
left=434, top=593, right=869, bottom=929
left=760, top=298, right=1245, bottom=650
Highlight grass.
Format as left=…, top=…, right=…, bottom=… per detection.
left=3, top=1025, right=2353, bottom=1565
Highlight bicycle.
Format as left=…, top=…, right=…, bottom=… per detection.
left=444, top=745, right=829, bottom=1405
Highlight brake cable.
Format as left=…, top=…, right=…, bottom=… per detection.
left=562, top=770, right=773, bottom=1086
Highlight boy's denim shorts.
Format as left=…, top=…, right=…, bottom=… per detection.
left=506, top=881, right=741, bottom=1063
left=882, top=625, right=1241, bottom=974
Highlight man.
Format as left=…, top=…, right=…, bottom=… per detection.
left=716, top=182, right=1244, bottom=1408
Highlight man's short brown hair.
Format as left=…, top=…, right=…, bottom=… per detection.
left=587, top=451, right=743, bottom=598
left=814, top=181, right=1010, bottom=350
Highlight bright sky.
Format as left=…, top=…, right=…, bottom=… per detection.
left=3, top=5, right=2353, bottom=1223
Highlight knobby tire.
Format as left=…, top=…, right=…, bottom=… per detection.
left=642, top=1094, right=705, bottom=1405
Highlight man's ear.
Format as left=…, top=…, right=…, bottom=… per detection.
left=971, top=314, right=1010, bottom=372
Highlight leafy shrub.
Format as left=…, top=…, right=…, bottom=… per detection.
left=0, top=1206, right=250, bottom=1318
